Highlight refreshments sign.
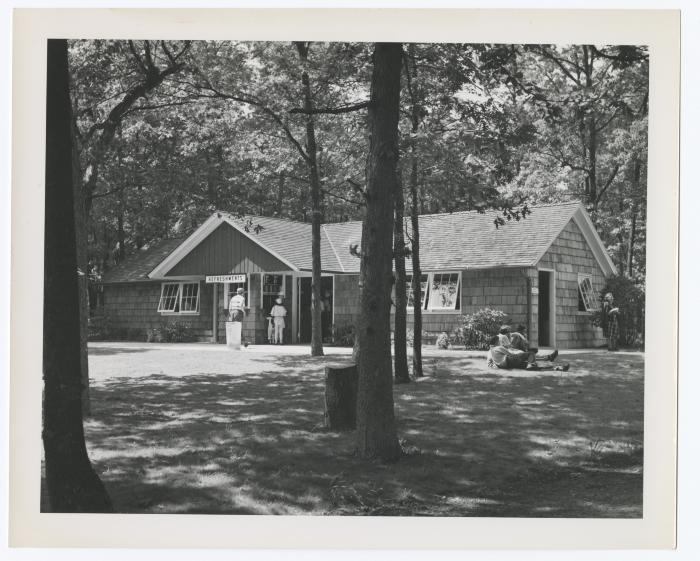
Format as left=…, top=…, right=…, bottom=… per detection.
left=206, top=274, right=247, bottom=283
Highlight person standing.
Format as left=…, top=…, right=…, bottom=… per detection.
left=602, top=292, right=620, bottom=351
left=270, top=297, right=287, bottom=344
left=321, top=289, right=332, bottom=341
left=229, top=287, right=246, bottom=322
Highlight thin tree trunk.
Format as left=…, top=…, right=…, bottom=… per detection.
left=296, top=42, right=324, bottom=357
left=43, top=39, right=112, bottom=512
left=405, top=44, right=424, bottom=378
left=626, top=157, right=641, bottom=278
left=393, top=170, right=410, bottom=384
left=276, top=174, right=286, bottom=216
left=355, top=42, right=403, bottom=461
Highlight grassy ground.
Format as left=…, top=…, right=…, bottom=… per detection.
left=73, top=343, right=643, bottom=517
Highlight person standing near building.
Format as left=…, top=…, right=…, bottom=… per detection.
left=602, top=292, right=620, bottom=351
left=270, top=297, right=287, bottom=344
left=229, top=287, right=246, bottom=322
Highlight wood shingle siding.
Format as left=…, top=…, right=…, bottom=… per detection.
left=101, top=281, right=215, bottom=341
left=537, top=220, right=606, bottom=349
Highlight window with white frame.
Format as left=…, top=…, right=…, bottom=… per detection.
left=405, top=273, right=429, bottom=311
left=397, top=271, right=461, bottom=312
left=577, top=274, right=595, bottom=312
left=157, top=282, right=200, bottom=314
left=427, top=272, right=461, bottom=311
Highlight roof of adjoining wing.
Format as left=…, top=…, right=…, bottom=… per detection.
left=102, top=238, right=185, bottom=283
left=322, top=202, right=583, bottom=272
left=102, top=201, right=612, bottom=283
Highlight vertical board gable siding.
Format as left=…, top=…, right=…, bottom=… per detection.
left=166, top=223, right=290, bottom=277
left=537, top=219, right=607, bottom=349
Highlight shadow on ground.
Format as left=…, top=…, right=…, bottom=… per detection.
left=86, top=346, right=152, bottom=356
left=70, top=350, right=643, bottom=517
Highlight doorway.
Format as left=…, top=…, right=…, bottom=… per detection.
left=538, top=270, right=555, bottom=347
left=297, top=276, right=333, bottom=344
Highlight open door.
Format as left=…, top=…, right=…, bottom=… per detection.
left=538, top=270, right=555, bottom=347
left=298, top=277, right=312, bottom=343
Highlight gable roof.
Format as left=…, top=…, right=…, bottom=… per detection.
left=101, top=201, right=616, bottom=283
left=101, top=238, right=184, bottom=283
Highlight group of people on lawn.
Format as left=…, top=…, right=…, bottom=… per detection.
left=487, top=292, right=621, bottom=371
left=487, top=324, right=570, bottom=372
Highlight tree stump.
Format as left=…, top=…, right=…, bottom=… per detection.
left=324, top=363, right=358, bottom=431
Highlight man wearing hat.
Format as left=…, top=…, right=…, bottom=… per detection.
left=229, top=287, right=247, bottom=322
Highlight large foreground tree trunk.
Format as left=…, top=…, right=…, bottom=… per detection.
left=43, top=39, right=113, bottom=512
left=355, top=43, right=403, bottom=461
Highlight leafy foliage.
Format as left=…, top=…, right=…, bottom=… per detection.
left=590, top=275, right=645, bottom=348
left=67, top=41, right=648, bottom=295
left=454, top=308, right=510, bottom=350
left=147, top=321, right=197, bottom=343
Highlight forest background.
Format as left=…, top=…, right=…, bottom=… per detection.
left=70, top=41, right=648, bottom=292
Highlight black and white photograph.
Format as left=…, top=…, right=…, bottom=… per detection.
left=7, top=6, right=681, bottom=553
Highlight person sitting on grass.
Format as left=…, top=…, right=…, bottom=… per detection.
left=486, top=336, right=569, bottom=371
left=497, top=325, right=513, bottom=347
left=509, top=324, right=536, bottom=353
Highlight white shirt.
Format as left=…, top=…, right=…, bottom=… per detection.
left=229, top=294, right=245, bottom=312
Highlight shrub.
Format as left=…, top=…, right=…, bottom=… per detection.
left=87, top=313, right=111, bottom=341
left=455, top=308, right=509, bottom=350
left=435, top=332, right=450, bottom=349
left=405, top=329, right=433, bottom=346
left=146, top=321, right=196, bottom=343
left=330, top=324, right=355, bottom=347
left=590, top=275, right=645, bottom=348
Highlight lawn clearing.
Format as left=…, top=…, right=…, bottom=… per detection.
left=78, top=342, right=643, bottom=517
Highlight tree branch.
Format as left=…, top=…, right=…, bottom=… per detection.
left=597, top=163, right=621, bottom=202
left=195, top=83, right=311, bottom=165
left=289, top=100, right=371, bottom=115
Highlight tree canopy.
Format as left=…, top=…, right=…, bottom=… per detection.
left=68, top=40, right=648, bottom=285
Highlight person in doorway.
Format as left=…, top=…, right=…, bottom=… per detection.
left=270, top=297, right=287, bottom=344
left=602, top=292, right=620, bottom=351
left=229, top=287, right=246, bottom=322
left=321, top=289, right=332, bottom=341
left=486, top=336, right=567, bottom=371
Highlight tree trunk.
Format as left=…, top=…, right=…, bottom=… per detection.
left=393, top=171, right=410, bottom=383
left=355, top=43, right=403, bottom=461
left=72, top=117, right=91, bottom=416
left=276, top=174, right=286, bottom=216
left=296, top=42, right=324, bottom=357
left=626, top=156, right=641, bottom=278
left=43, top=39, right=112, bottom=512
left=406, top=44, right=424, bottom=378
left=324, top=364, right=359, bottom=430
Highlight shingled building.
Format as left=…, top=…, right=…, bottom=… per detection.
left=99, top=201, right=615, bottom=349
